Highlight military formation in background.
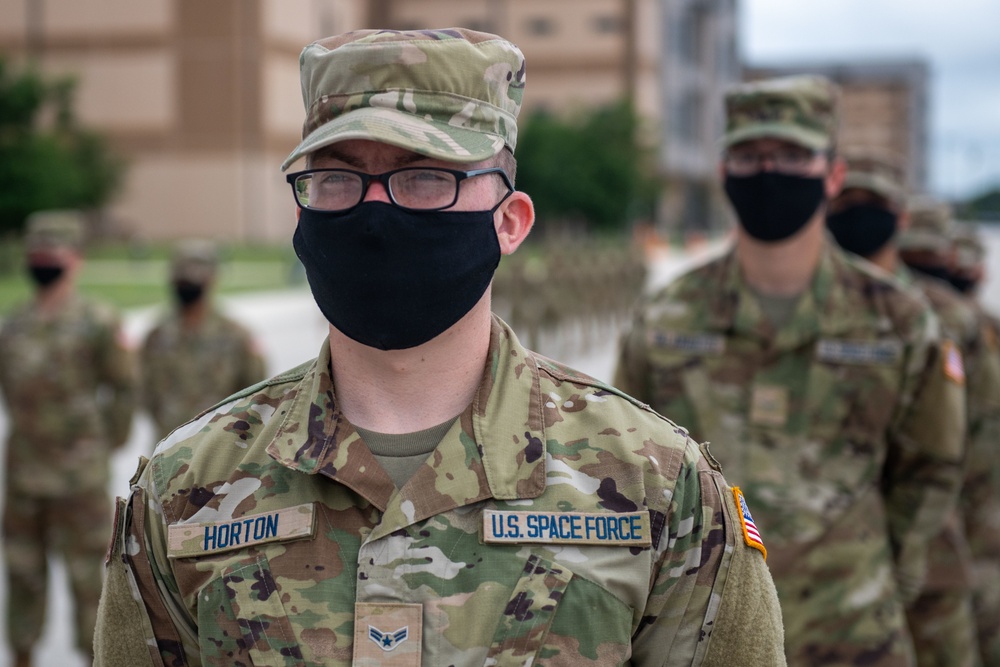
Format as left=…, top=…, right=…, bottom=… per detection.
left=614, top=75, right=979, bottom=666
left=140, top=239, right=267, bottom=442
left=0, top=212, right=136, bottom=667
left=492, top=237, right=647, bottom=357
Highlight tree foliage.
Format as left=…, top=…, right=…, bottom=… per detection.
left=0, top=58, right=125, bottom=236
left=514, top=100, right=659, bottom=235
left=957, top=185, right=1000, bottom=222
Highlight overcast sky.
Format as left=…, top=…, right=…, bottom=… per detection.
left=741, top=0, right=1000, bottom=201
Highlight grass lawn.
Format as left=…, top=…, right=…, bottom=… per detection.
left=0, top=241, right=304, bottom=316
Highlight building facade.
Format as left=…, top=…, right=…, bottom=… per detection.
left=0, top=0, right=742, bottom=241
left=747, top=60, right=930, bottom=194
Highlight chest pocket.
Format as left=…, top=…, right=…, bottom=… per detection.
left=200, top=553, right=304, bottom=667
left=486, top=554, right=572, bottom=665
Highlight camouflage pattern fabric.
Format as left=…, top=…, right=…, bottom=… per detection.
left=140, top=308, right=266, bottom=442
left=615, top=243, right=966, bottom=666
left=0, top=293, right=136, bottom=654
left=284, top=28, right=526, bottom=170
left=962, top=307, right=1000, bottom=666
left=96, top=316, right=785, bottom=666
left=722, top=75, right=840, bottom=151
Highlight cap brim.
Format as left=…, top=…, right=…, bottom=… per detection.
left=720, top=123, right=830, bottom=152
left=282, top=107, right=506, bottom=171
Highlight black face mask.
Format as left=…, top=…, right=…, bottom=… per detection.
left=947, top=275, right=978, bottom=295
left=173, top=281, right=205, bottom=307
left=724, top=172, right=826, bottom=242
left=906, top=262, right=953, bottom=284
left=27, top=264, right=65, bottom=288
left=293, top=201, right=502, bottom=350
left=826, top=204, right=899, bottom=258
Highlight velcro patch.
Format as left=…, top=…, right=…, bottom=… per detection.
left=942, top=339, right=965, bottom=385
left=354, top=602, right=422, bottom=666
left=167, top=503, right=316, bottom=558
left=482, top=510, right=651, bottom=547
left=647, top=330, right=725, bottom=355
left=816, top=339, right=902, bottom=365
left=733, top=487, right=766, bottom=560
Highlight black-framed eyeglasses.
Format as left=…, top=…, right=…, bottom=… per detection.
left=722, top=148, right=827, bottom=177
left=285, top=166, right=513, bottom=213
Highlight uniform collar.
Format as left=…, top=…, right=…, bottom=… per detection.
left=708, top=240, right=876, bottom=347
left=265, top=316, right=547, bottom=529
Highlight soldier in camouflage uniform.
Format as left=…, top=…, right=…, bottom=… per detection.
left=140, top=240, right=266, bottom=442
left=95, top=29, right=785, bottom=666
left=947, top=224, right=1000, bottom=666
left=0, top=211, right=136, bottom=667
left=827, top=155, right=985, bottom=667
left=615, top=76, right=966, bottom=666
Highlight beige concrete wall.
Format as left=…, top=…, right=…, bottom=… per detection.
left=45, top=0, right=171, bottom=34
left=45, top=51, right=174, bottom=131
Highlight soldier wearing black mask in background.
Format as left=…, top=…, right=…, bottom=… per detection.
left=828, top=155, right=998, bottom=667
left=139, top=240, right=267, bottom=441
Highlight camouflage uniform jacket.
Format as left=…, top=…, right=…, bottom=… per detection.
left=0, top=293, right=136, bottom=496
left=897, top=267, right=980, bottom=592
left=140, top=307, right=266, bottom=441
left=615, top=243, right=965, bottom=661
left=97, top=316, right=785, bottom=666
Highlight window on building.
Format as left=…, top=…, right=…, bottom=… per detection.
left=593, top=15, right=622, bottom=34
left=526, top=17, right=555, bottom=36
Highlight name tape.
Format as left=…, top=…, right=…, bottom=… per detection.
left=483, top=510, right=651, bottom=547
left=167, top=502, right=316, bottom=558
left=648, top=330, right=725, bottom=355
left=816, top=339, right=902, bottom=366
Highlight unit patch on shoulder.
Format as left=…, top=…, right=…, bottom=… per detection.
left=167, top=502, right=316, bottom=558
left=647, top=330, right=726, bottom=355
left=482, top=510, right=652, bottom=547
left=816, top=339, right=902, bottom=366
left=732, top=487, right=766, bottom=560
left=941, top=339, right=966, bottom=385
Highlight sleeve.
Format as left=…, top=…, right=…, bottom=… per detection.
left=630, top=442, right=786, bottom=666
left=95, top=458, right=198, bottom=666
left=98, top=310, right=138, bottom=448
left=884, top=311, right=966, bottom=604
left=612, top=311, right=652, bottom=401
left=237, top=329, right=268, bottom=392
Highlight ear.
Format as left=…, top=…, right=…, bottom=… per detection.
left=825, top=156, right=847, bottom=199
left=494, top=191, right=534, bottom=255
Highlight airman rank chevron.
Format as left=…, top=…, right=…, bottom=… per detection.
left=166, top=503, right=316, bottom=558
left=816, top=339, right=902, bottom=365
left=647, top=330, right=726, bottom=355
left=483, top=510, right=652, bottom=547
left=732, top=487, right=766, bottom=559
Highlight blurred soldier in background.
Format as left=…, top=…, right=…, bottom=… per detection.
left=827, top=155, right=985, bottom=667
left=947, top=224, right=1000, bottom=666
left=615, top=75, right=966, bottom=665
left=0, top=211, right=136, bottom=667
left=140, top=240, right=266, bottom=441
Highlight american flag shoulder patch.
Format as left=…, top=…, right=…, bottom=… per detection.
left=732, top=487, right=766, bottom=560
left=942, top=339, right=965, bottom=385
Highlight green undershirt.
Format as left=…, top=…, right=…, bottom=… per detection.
left=752, top=291, right=803, bottom=330
left=355, top=417, right=459, bottom=489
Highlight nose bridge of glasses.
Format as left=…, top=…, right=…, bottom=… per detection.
left=361, top=173, right=393, bottom=203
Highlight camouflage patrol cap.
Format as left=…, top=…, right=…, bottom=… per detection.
left=897, top=197, right=953, bottom=252
left=839, top=146, right=907, bottom=204
left=722, top=75, right=840, bottom=151
left=952, top=222, right=985, bottom=270
left=281, top=28, right=526, bottom=171
left=171, top=239, right=219, bottom=284
left=24, top=210, right=85, bottom=250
